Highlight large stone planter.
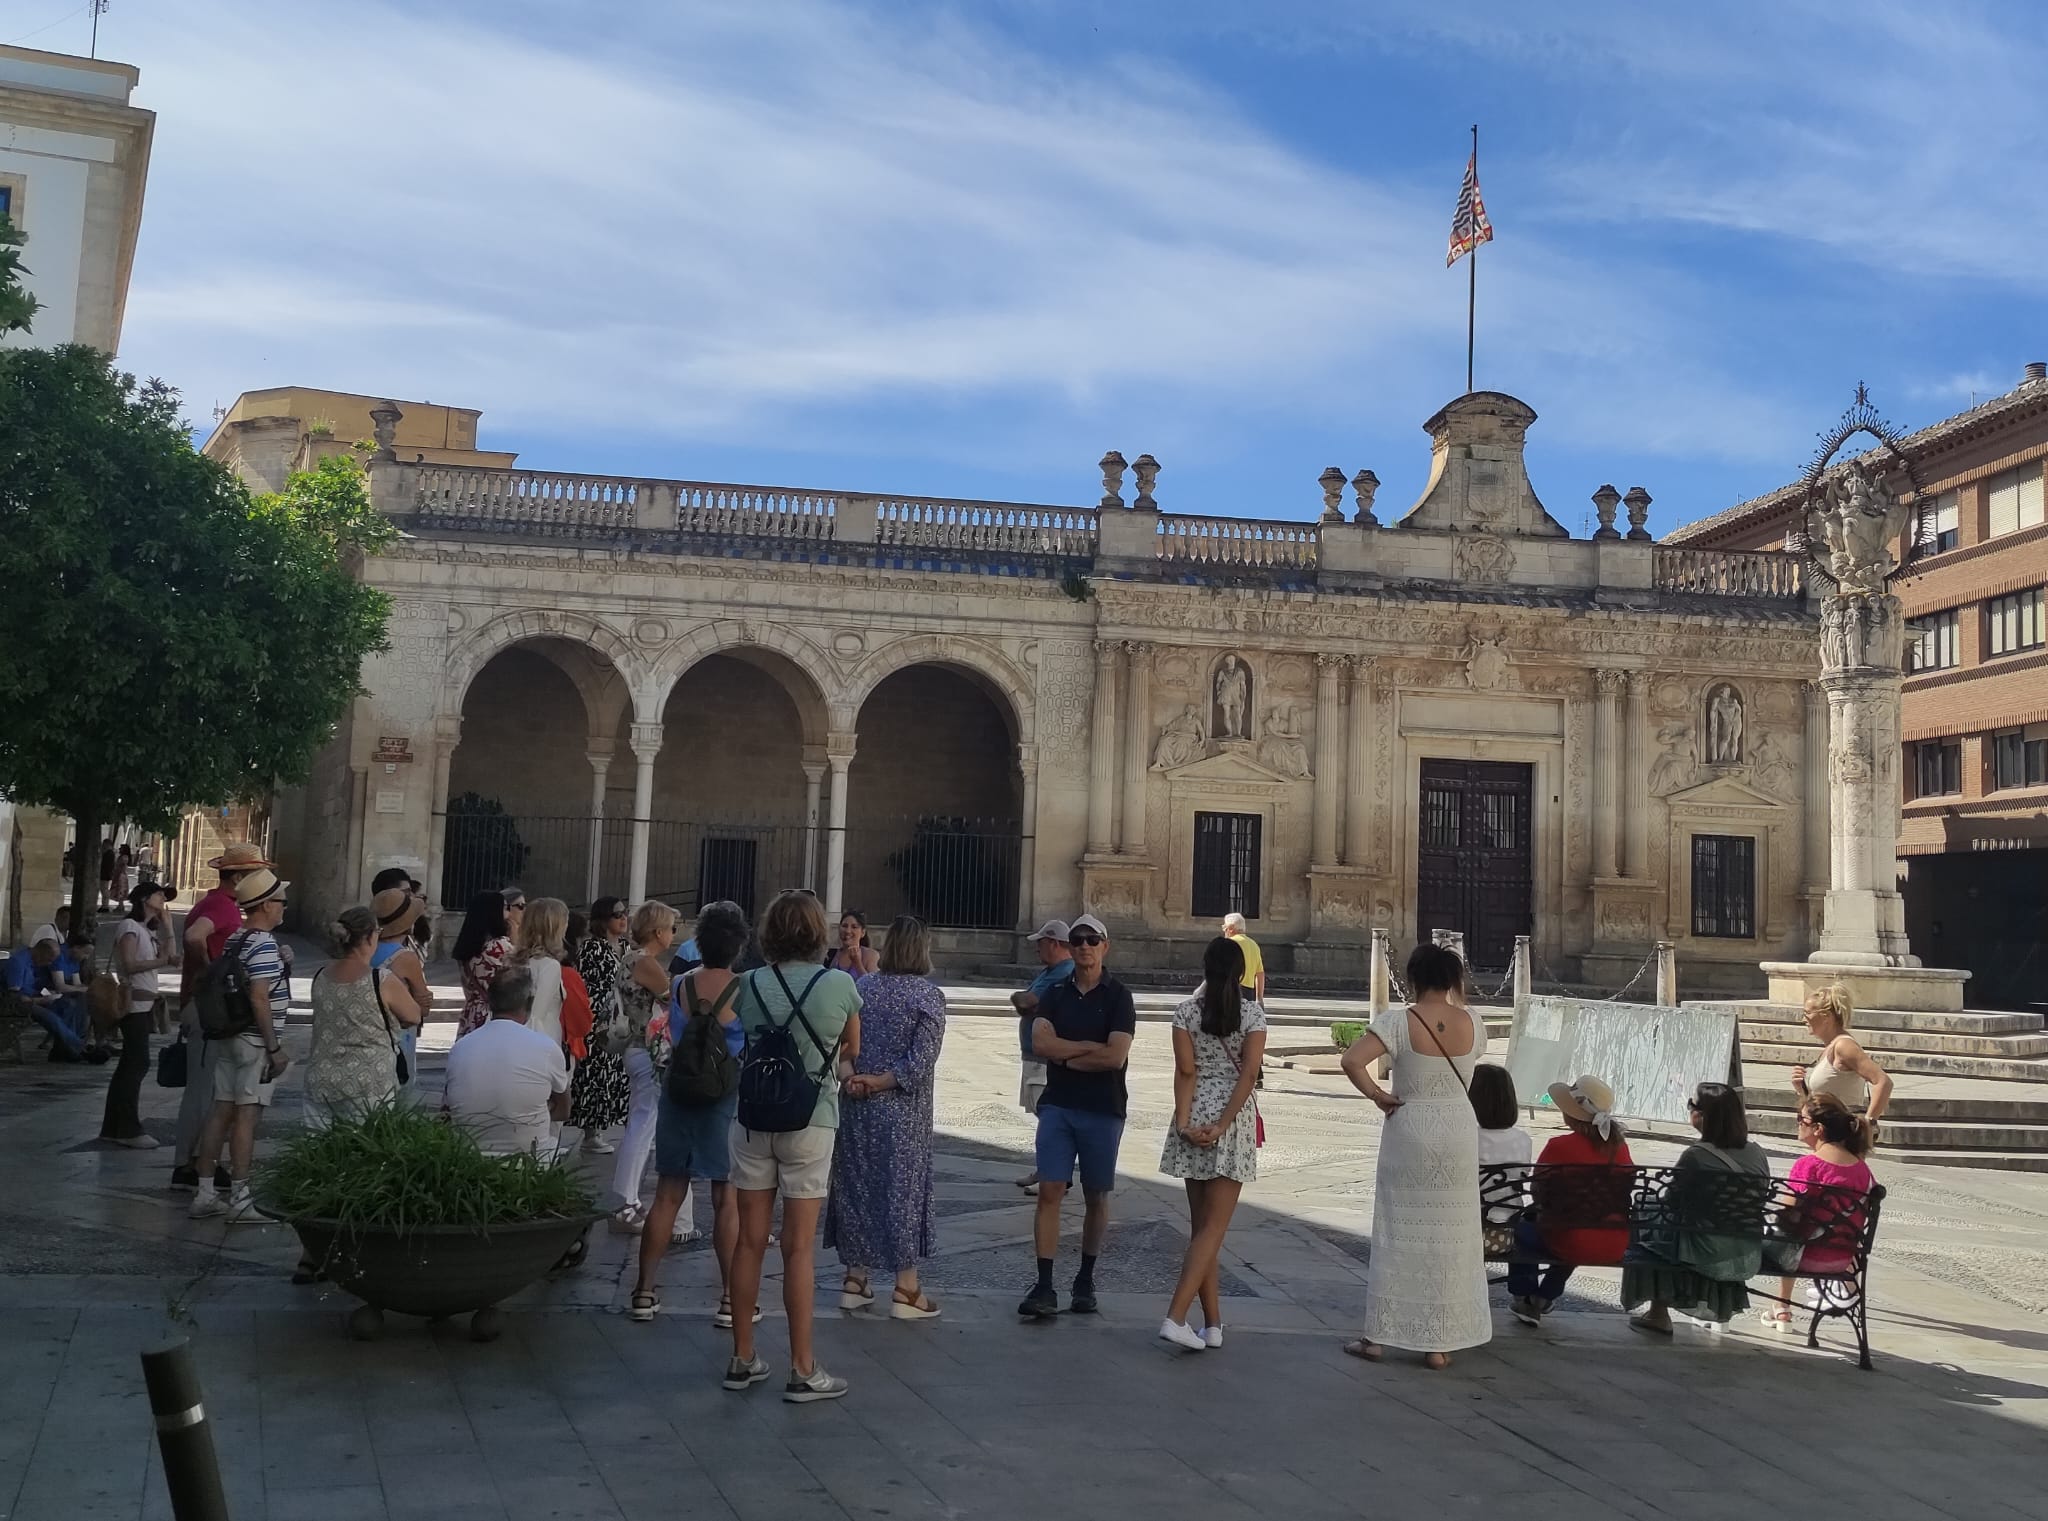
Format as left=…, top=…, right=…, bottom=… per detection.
left=279, top=1211, right=603, bottom=1341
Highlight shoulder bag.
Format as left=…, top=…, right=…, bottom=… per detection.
left=1218, top=1030, right=1265, bottom=1148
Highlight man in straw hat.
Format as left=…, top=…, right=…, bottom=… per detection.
left=188, top=868, right=293, bottom=1222
left=169, top=843, right=271, bottom=1191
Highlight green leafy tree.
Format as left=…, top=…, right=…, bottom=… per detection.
left=0, top=345, right=393, bottom=924
left=0, top=212, right=38, bottom=335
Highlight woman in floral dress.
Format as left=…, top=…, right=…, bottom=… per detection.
left=570, top=895, right=632, bottom=1147
left=1157, top=935, right=1267, bottom=1351
left=452, top=889, right=521, bottom=1039
left=825, top=915, right=947, bottom=1319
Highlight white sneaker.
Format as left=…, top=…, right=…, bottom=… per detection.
left=608, top=1206, right=647, bottom=1236
left=1202, top=1326, right=1224, bottom=1349
left=584, top=1134, right=617, bottom=1154
left=1158, top=1319, right=1207, bottom=1352
left=671, top=1223, right=700, bottom=1245
left=188, top=1189, right=227, bottom=1220
left=226, top=1188, right=262, bottom=1224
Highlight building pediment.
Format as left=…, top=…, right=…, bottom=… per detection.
left=1664, top=772, right=1786, bottom=810
left=1161, top=747, right=1297, bottom=788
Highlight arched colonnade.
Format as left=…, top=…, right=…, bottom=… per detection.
left=432, top=611, right=1039, bottom=933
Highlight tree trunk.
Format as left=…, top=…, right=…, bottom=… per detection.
left=68, top=796, right=101, bottom=939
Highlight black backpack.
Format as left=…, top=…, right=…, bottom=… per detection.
left=735, top=967, right=838, bottom=1133
left=193, top=930, right=260, bottom=1041
left=665, top=970, right=741, bottom=1108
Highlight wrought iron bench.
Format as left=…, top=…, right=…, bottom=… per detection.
left=1480, top=1162, right=1886, bottom=1369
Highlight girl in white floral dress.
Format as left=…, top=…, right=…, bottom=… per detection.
left=1157, top=936, right=1267, bottom=1351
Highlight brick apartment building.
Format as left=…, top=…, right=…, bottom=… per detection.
left=1669, top=364, right=2048, bottom=1010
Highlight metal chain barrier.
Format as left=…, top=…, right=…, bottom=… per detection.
left=1603, top=949, right=1659, bottom=1002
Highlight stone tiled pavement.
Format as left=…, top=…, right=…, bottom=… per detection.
left=5, top=1004, right=2048, bottom=1520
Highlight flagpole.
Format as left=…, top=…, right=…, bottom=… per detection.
left=1466, top=123, right=1477, bottom=394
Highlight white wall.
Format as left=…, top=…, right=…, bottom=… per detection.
left=0, top=123, right=105, bottom=349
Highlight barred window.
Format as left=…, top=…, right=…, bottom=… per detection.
left=1986, top=588, right=2045, bottom=657
left=1192, top=812, right=1261, bottom=921
left=1690, top=835, right=1755, bottom=939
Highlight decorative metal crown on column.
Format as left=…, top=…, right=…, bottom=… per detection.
left=1793, top=385, right=1927, bottom=596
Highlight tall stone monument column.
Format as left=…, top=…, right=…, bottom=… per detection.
left=1761, top=413, right=1970, bottom=1013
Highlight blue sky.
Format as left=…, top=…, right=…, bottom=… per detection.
left=49, top=0, right=2048, bottom=535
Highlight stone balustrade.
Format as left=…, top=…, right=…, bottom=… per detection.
left=1155, top=514, right=1320, bottom=569
left=414, top=465, right=643, bottom=537
left=676, top=483, right=838, bottom=542
left=1653, top=546, right=1804, bottom=600
left=873, top=496, right=1097, bottom=556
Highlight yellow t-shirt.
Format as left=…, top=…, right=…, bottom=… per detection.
left=1231, top=932, right=1264, bottom=993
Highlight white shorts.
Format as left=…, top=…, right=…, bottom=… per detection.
left=1019, top=1058, right=1048, bottom=1113
left=728, top=1123, right=835, bottom=1199
left=209, top=1033, right=270, bottom=1106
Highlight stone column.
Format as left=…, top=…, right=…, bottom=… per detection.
left=1016, top=743, right=1040, bottom=931
left=1814, top=596, right=1914, bottom=965
left=1592, top=668, right=1622, bottom=879
left=1311, top=654, right=1343, bottom=868
left=1343, top=657, right=1373, bottom=867
left=1801, top=679, right=1829, bottom=893
left=823, top=733, right=857, bottom=920
left=626, top=722, right=663, bottom=905
left=1119, top=642, right=1150, bottom=856
left=584, top=739, right=615, bottom=906
left=1622, top=671, right=1649, bottom=878
left=1086, top=639, right=1120, bottom=855
left=801, top=756, right=826, bottom=892
left=423, top=714, right=462, bottom=913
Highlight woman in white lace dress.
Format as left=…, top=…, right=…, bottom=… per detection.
left=1338, top=942, right=1490, bottom=1369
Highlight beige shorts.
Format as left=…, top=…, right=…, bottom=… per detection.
left=1020, top=1058, right=1048, bottom=1113
left=209, top=1032, right=270, bottom=1106
left=728, top=1122, right=836, bottom=1199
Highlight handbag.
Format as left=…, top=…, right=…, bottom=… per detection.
left=370, top=968, right=410, bottom=1085
left=156, top=1031, right=188, bottom=1088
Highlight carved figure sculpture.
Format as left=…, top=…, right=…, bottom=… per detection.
left=1463, top=631, right=1512, bottom=691
left=1649, top=721, right=1697, bottom=795
left=1818, top=459, right=1912, bottom=598
left=1258, top=703, right=1311, bottom=779
left=1213, top=653, right=1252, bottom=740
left=1706, top=684, right=1744, bottom=764
left=1151, top=704, right=1207, bottom=770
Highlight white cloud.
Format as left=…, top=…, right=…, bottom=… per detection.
left=108, top=0, right=1821, bottom=484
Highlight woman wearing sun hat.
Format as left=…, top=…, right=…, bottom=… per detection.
left=368, top=886, right=433, bottom=1099
left=1506, top=1073, right=1635, bottom=1326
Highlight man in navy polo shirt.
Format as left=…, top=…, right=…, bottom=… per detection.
left=1019, top=913, right=1136, bottom=1319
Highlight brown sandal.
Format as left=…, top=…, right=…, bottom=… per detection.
left=890, top=1287, right=941, bottom=1320
left=1341, top=1339, right=1383, bottom=1361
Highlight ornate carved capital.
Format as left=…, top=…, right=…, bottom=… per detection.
left=1624, top=670, right=1651, bottom=699
left=1594, top=667, right=1626, bottom=699
left=585, top=738, right=617, bottom=770
left=1121, top=639, right=1150, bottom=659
left=826, top=730, right=859, bottom=766
left=1093, top=639, right=1121, bottom=667
left=628, top=721, right=664, bottom=762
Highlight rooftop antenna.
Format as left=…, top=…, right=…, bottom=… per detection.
left=90, top=1, right=108, bottom=59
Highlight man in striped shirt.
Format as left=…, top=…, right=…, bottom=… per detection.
left=188, top=871, right=293, bottom=1223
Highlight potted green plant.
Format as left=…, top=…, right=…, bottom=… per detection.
left=256, top=1105, right=601, bottom=1341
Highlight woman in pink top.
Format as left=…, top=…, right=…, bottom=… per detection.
left=1764, top=1093, right=1873, bottom=1328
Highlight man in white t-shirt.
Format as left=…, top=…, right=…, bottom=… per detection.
left=444, top=964, right=570, bottom=1156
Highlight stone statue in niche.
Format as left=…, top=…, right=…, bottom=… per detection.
left=1257, top=703, right=1311, bottom=779
left=1463, top=630, right=1513, bottom=691
left=1213, top=653, right=1253, bottom=740
left=1151, top=704, right=1208, bottom=770
left=1649, top=721, right=1698, bottom=795
left=1706, top=684, right=1745, bottom=764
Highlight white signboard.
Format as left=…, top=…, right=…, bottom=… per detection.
left=1506, top=996, right=1738, bottom=1128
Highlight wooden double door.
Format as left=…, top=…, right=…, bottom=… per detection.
left=1416, top=759, right=1533, bottom=971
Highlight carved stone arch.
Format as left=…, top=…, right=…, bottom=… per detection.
left=650, top=620, right=835, bottom=744
left=441, top=607, right=647, bottom=725
left=845, top=633, right=1035, bottom=743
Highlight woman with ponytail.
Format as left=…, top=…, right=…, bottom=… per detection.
left=1790, top=985, right=1891, bottom=1152
left=1156, top=935, right=1267, bottom=1352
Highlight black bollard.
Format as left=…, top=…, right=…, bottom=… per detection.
left=140, top=1339, right=230, bottom=1521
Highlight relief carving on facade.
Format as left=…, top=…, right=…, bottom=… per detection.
left=1151, top=705, right=1208, bottom=771
left=1155, top=650, right=1197, bottom=693
left=1650, top=721, right=1699, bottom=795
left=1705, top=683, right=1745, bottom=764
left=1463, top=628, right=1515, bottom=691
left=1036, top=641, right=1095, bottom=775
left=1212, top=653, right=1254, bottom=740
left=1751, top=730, right=1797, bottom=800
left=1453, top=533, right=1515, bottom=584
left=1256, top=703, right=1312, bottom=779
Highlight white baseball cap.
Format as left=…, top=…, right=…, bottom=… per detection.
left=1028, top=919, right=1071, bottom=943
left=1069, top=914, right=1108, bottom=939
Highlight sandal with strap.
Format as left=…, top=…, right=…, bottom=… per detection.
left=890, top=1287, right=941, bottom=1320
left=628, top=1291, right=660, bottom=1323
left=839, top=1275, right=874, bottom=1312
left=715, top=1297, right=764, bottom=1330
left=1341, top=1339, right=1383, bottom=1362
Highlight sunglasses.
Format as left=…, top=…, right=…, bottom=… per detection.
left=1068, top=933, right=1104, bottom=946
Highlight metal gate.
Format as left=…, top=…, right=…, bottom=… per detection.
left=1416, top=759, right=1532, bottom=970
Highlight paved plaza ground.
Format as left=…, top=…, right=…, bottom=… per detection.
left=5, top=969, right=2048, bottom=1520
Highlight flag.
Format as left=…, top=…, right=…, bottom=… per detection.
left=1446, top=152, right=1493, bottom=267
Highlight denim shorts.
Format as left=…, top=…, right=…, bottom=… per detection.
left=654, top=1088, right=736, bottom=1182
left=1035, top=1104, right=1124, bottom=1193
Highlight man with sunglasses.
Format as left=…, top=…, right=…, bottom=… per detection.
left=1019, top=914, right=1135, bottom=1318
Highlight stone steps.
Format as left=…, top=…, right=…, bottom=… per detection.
left=1737, top=1022, right=2048, bottom=1060
left=1712, top=1001, right=2044, bottom=1037
left=1749, top=1109, right=2048, bottom=1152
left=1741, top=1040, right=2048, bottom=1083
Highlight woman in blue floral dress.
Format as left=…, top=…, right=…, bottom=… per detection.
left=825, top=915, right=948, bottom=1319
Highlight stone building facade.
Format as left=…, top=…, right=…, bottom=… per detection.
left=259, top=389, right=1818, bottom=991
left=1670, top=365, right=2048, bottom=1007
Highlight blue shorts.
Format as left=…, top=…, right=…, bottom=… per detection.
left=1035, top=1105, right=1124, bottom=1194
left=654, top=1088, right=736, bottom=1182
